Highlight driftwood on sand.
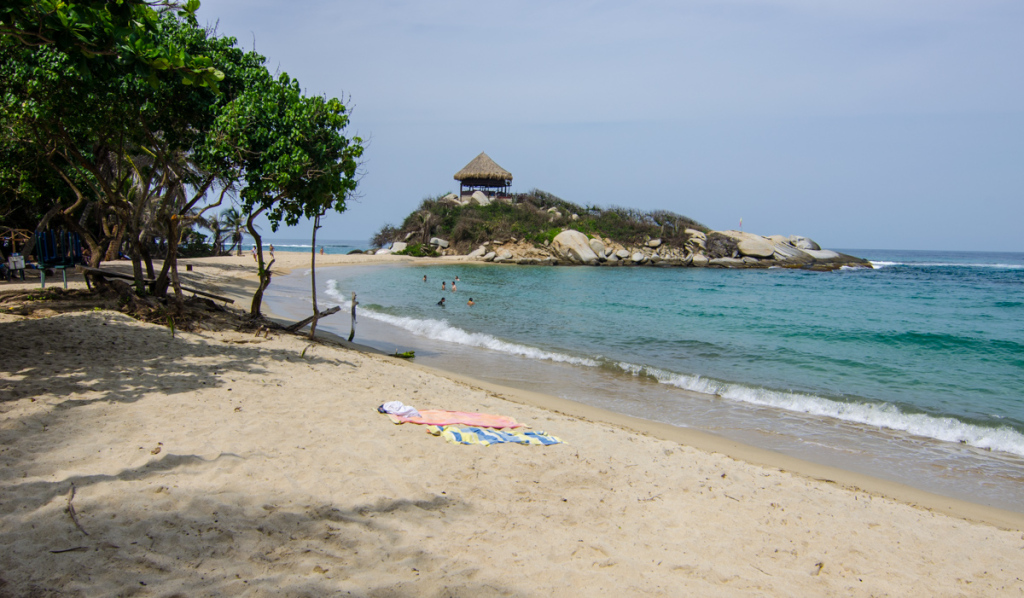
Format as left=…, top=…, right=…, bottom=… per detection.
left=285, top=305, right=341, bottom=332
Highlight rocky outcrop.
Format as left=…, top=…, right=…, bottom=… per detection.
left=390, top=242, right=408, bottom=253
left=447, top=226, right=866, bottom=271
left=551, top=230, right=599, bottom=265
left=430, top=237, right=450, bottom=249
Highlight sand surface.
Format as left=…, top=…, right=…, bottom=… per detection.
left=2, top=254, right=1024, bottom=597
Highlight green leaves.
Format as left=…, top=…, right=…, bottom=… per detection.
left=0, top=0, right=223, bottom=92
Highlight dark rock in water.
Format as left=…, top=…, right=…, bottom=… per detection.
left=347, top=249, right=364, bottom=255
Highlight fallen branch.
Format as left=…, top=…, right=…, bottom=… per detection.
left=66, top=483, right=88, bottom=536
left=285, top=306, right=341, bottom=333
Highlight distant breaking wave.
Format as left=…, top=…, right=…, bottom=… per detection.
left=615, top=362, right=1024, bottom=458
left=870, top=260, right=1023, bottom=270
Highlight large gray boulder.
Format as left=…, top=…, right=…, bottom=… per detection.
left=691, top=254, right=709, bottom=267
left=429, top=237, right=450, bottom=249
left=790, top=235, right=821, bottom=251
left=615, top=249, right=631, bottom=260
left=804, top=248, right=840, bottom=260
left=718, top=230, right=776, bottom=258
left=471, top=191, right=491, bottom=206
left=771, top=242, right=812, bottom=262
left=467, top=245, right=487, bottom=258
left=589, top=238, right=606, bottom=257
left=631, top=252, right=646, bottom=263
left=551, top=230, right=599, bottom=265
left=483, top=251, right=496, bottom=262
left=390, top=242, right=407, bottom=253
left=647, top=238, right=662, bottom=248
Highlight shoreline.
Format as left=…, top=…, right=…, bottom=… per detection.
left=5, top=254, right=1024, bottom=528
left=4, top=254, right=1024, bottom=594
left=207, top=253, right=1024, bottom=530
left=7, top=253, right=1023, bottom=529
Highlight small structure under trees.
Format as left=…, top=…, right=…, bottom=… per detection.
left=454, top=152, right=512, bottom=199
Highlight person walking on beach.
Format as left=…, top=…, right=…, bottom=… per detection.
left=437, top=297, right=446, bottom=307
left=251, top=245, right=257, bottom=261
left=320, top=247, right=324, bottom=255
left=269, top=244, right=274, bottom=258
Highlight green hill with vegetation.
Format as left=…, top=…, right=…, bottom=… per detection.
left=371, top=189, right=708, bottom=256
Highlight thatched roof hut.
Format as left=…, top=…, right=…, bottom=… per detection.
left=454, top=152, right=512, bottom=197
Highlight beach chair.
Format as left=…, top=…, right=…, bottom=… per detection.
left=34, top=230, right=84, bottom=289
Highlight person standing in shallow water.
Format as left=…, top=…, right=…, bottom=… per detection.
left=441, top=281, right=446, bottom=291
left=423, top=275, right=427, bottom=283
left=437, top=297, right=445, bottom=307
left=451, top=281, right=457, bottom=292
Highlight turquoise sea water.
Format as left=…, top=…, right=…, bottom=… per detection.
left=252, top=238, right=370, bottom=255
left=265, top=250, right=1024, bottom=511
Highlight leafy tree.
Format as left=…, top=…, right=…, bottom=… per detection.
left=0, top=0, right=224, bottom=90
left=1, top=15, right=262, bottom=299
left=209, top=72, right=363, bottom=317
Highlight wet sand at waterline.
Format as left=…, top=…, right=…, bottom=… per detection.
left=2, top=253, right=1023, bottom=596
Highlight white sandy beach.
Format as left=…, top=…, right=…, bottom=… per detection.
left=2, top=253, right=1023, bottom=596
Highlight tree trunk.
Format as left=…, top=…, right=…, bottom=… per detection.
left=247, top=208, right=273, bottom=318
left=309, top=213, right=321, bottom=339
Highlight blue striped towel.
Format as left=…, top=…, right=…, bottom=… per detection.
left=427, top=425, right=564, bottom=446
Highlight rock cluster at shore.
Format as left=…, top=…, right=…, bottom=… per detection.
left=376, top=228, right=870, bottom=270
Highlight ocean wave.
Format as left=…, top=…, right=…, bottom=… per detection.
left=616, top=362, right=1024, bottom=458
left=324, top=281, right=598, bottom=366
left=869, top=260, right=1022, bottom=270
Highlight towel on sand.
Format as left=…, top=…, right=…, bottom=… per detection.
left=377, top=401, right=421, bottom=418
left=387, top=409, right=521, bottom=429
left=427, top=425, right=563, bottom=446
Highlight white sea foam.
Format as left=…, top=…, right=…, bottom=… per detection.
left=869, top=260, right=1022, bottom=270
left=324, top=281, right=598, bottom=367
left=617, top=362, right=1024, bottom=458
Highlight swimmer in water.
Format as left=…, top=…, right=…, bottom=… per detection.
left=437, top=297, right=446, bottom=307
left=467, top=298, right=474, bottom=306
left=423, top=275, right=427, bottom=283
left=441, top=281, right=446, bottom=291
left=451, top=281, right=457, bottom=292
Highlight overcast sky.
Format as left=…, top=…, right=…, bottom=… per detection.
left=197, top=0, right=1023, bottom=251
